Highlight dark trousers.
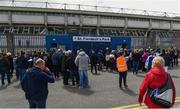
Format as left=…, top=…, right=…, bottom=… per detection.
left=53, top=65, right=60, bottom=78
left=63, top=71, right=70, bottom=85
left=141, top=62, right=146, bottom=72
left=0, top=69, right=11, bottom=85
left=91, top=63, right=97, bottom=74
left=28, top=99, right=46, bottom=108
left=9, top=67, right=14, bottom=77
left=70, top=70, right=79, bottom=85
left=105, top=61, right=109, bottom=70
left=119, top=72, right=127, bottom=87
left=174, top=56, right=178, bottom=66
left=98, top=62, right=103, bottom=71
left=132, top=61, right=139, bottom=74
left=15, top=67, right=20, bottom=80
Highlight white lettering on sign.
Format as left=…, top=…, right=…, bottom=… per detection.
left=73, top=36, right=111, bottom=42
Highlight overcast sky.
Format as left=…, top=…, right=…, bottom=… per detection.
left=7, top=0, right=180, bottom=14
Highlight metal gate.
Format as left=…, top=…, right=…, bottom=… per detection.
left=131, top=37, right=147, bottom=49
left=0, top=34, right=46, bottom=54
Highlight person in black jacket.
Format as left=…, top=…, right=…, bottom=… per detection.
left=67, top=51, right=79, bottom=86
left=0, top=53, right=11, bottom=86
left=16, top=51, right=29, bottom=81
left=6, top=52, right=14, bottom=78
left=61, top=51, right=70, bottom=85
left=90, top=50, right=98, bottom=75
left=132, top=50, right=141, bottom=74
left=21, top=58, right=55, bottom=108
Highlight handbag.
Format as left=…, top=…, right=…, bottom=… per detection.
left=148, top=74, right=173, bottom=108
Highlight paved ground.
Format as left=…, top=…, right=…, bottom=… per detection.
left=0, top=65, right=180, bottom=108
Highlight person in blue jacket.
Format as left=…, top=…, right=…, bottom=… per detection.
left=21, top=58, right=55, bottom=108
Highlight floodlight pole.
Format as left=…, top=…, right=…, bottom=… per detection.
left=12, top=0, right=14, bottom=7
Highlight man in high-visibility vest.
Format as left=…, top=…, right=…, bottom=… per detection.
left=116, top=51, right=128, bottom=89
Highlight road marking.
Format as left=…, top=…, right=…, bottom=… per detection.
left=113, top=96, right=180, bottom=109
left=175, top=99, right=180, bottom=103
left=112, top=104, right=143, bottom=109
left=176, top=96, right=180, bottom=99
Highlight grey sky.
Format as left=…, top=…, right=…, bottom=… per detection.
left=24, top=0, right=180, bottom=13
left=9, top=0, right=180, bottom=14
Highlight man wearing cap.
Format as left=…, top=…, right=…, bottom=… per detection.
left=21, top=58, right=55, bottom=108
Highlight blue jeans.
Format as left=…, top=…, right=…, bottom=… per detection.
left=132, top=61, right=139, bottom=74
left=18, top=68, right=26, bottom=81
left=15, top=67, right=20, bottom=80
left=28, top=99, right=46, bottom=108
left=119, top=72, right=127, bottom=87
left=79, top=70, right=89, bottom=88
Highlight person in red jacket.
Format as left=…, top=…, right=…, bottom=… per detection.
left=138, top=56, right=176, bottom=108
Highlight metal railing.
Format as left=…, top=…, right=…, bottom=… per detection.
left=0, top=0, right=180, bottom=17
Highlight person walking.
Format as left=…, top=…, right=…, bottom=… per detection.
left=138, top=56, right=176, bottom=108
left=0, top=53, right=11, bottom=86
left=21, top=58, right=55, bottom=108
left=116, top=51, right=128, bottom=89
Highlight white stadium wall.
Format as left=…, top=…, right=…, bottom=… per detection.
left=173, top=22, right=180, bottom=30
left=47, top=16, right=65, bottom=25
left=12, top=14, right=44, bottom=24
left=128, top=19, right=149, bottom=28
left=1, top=11, right=180, bottom=30
left=0, top=13, right=8, bottom=23
left=152, top=20, right=170, bottom=29
left=83, top=16, right=97, bottom=26
left=100, top=18, right=125, bottom=27
left=68, top=15, right=80, bottom=25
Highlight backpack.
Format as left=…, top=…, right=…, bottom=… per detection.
left=148, top=73, right=173, bottom=108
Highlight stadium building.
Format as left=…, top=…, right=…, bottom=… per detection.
left=0, top=0, right=180, bottom=54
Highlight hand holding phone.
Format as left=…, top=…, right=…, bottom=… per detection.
left=44, top=67, right=50, bottom=72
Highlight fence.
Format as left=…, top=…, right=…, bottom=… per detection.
left=131, top=37, right=147, bottom=49
left=0, top=34, right=46, bottom=53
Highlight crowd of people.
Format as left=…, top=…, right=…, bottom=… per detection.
left=0, top=46, right=179, bottom=108
left=0, top=47, right=179, bottom=86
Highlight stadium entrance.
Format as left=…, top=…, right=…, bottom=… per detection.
left=46, top=35, right=131, bottom=53
left=72, top=36, right=111, bottom=53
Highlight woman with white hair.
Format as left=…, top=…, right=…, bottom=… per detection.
left=138, top=56, right=176, bottom=108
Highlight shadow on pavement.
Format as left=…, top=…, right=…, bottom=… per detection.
left=55, top=78, right=61, bottom=81
left=0, top=84, right=9, bottom=90
left=14, top=83, right=21, bottom=89
left=91, top=73, right=101, bottom=76
left=63, top=85, right=94, bottom=96
left=171, top=75, right=180, bottom=78
left=121, top=88, right=138, bottom=96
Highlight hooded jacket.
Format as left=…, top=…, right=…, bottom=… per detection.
left=21, top=67, right=55, bottom=101
left=75, top=51, right=89, bottom=71
left=138, top=67, right=176, bottom=108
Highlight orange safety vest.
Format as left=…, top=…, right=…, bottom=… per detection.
left=116, top=56, right=128, bottom=72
